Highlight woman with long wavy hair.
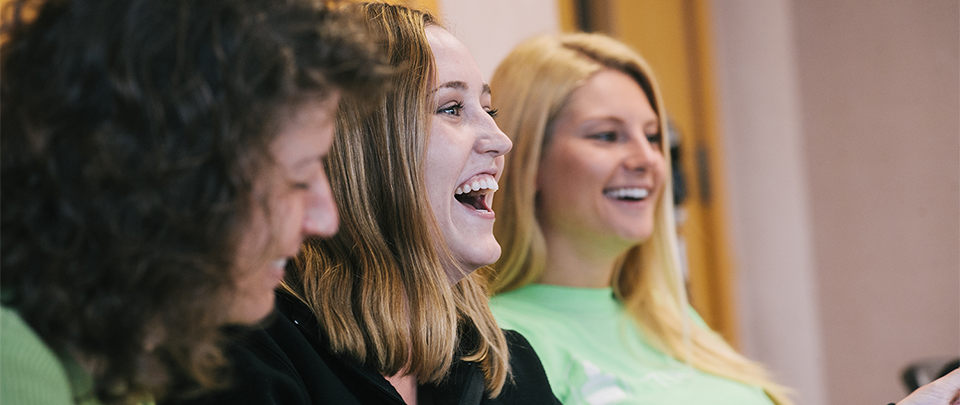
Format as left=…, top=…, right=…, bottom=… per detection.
left=484, top=32, right=960, bottom=405
left=0, top=0, right=385, bottom=404
left=161, top=3, right=558, bottom=405
left=483, top=32, right=791, bottom=405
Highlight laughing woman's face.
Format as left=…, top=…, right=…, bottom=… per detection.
left=536, top=68, right=666, bottom=254
left=423, top=26, right=512, bottom=280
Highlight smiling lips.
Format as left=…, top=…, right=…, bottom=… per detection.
left=454, top=176, right=499, bottom=211
left=603, top=187, right=650, bottom=201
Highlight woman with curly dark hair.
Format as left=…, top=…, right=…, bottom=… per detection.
left=0, top=0, right=388, bottom=404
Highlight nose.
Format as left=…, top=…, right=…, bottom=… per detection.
left=624, top=132, right=661, bottom=172
left=302, top=169, right=339, bottom=237
left=476, top=114, right=513, bottom=157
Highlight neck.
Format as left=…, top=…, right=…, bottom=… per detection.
left=383, top=329, right=418, bottom=404
left=384, top=371, right=418, bottom=405
left=537, top=229, right=632, bottom=288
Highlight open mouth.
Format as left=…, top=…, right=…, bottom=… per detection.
left=603, top=187, right=649, bottom=202
left=454, top=178, right=498, bottom=212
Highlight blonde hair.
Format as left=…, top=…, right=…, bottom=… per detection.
left=281, top=2, right=511, bottom=396
left=485, top=33, right=793, bottom=405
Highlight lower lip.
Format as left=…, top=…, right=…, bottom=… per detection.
left=606, top=196, right=650, bottom=207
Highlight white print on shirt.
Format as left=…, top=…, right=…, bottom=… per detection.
left=635, top=367, right=693, bottom=388
left=569, top=359, right=696, bottom=405
left=576, top=360, right=628, bottom=405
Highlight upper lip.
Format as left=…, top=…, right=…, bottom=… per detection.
left=603, top=184, right=655, bottom=200
left=604, top=184, right=653, bottom=191
left=453, top=167, right=501, bottom=213
left=455, top=168, right=500, bottom=192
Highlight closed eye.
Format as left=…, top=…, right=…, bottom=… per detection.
left=486, top=108, right=499, bottom=118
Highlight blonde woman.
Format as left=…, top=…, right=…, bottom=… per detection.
left=163, top=3, right=558, bottom=405
left=483, top=33, right=790, bottom=405
left=485, top=32, right=960, bottom=405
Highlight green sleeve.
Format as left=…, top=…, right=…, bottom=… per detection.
left=1, top=305, right=75, bottom=405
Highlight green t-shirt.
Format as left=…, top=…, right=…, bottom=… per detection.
left=1, top=305, right=102, bottom=405
left=490, top=284, right=774, bottom=405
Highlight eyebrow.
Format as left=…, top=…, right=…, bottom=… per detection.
left=581, top=116, right=660, bottom=131
left=290, top=155, right=322, bottom=171
left=430, top=81, right=492, bottom=95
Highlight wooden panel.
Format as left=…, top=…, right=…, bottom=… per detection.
left=0, top=0, right=37, bottom=45
left=556, top=0, right=578, bottom=33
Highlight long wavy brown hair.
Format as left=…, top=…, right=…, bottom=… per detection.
left=282, top=2, right=512, bottom=397
left=0, top=0, right=387, bottom=403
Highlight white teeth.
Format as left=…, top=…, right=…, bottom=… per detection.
left=455, top=178, right=499, bottom=195
left=604, top=187, right=649, bottom=199
left=272, top=258, right=288, bottom=268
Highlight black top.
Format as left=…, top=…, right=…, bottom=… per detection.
left=163, top=292, right=560, bottom=405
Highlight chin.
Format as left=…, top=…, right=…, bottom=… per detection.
left=458, top=248, right=501, bottom=272
left=228, top=290, right=277, bottom=325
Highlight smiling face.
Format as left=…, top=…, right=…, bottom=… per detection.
left=229, top=95, right=340, bottom=324
left=537, top=68, right=666, bottom=256
left=424, top=26, right=512, bottom=279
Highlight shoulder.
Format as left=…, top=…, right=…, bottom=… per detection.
left=1, top=305, right=75, bottom=405
left=160, top=299, right=321, bottom=405
left=488, top=293, right=560, bottom=338
left=501, top=329, right=536, bottom=363
left=501, top=329, right=556, bottom=381
left=489, top=330, right=561, bottom=405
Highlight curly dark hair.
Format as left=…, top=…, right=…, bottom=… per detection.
left=0, top=0, right=388, bottom=403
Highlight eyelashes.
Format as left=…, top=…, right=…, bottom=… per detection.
left=436, top=101, right=499, bottom=119
left=437, top=102, right=464, bottom=116
left=586, top=131, right=664, bottom=148
left=587, top=131, right=618, bottom=142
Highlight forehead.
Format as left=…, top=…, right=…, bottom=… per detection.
left=271, top=95, right=339, bottom=159
left=568, top=69, right=656, bottom=117
left=425, top=26, right=480, bottom=82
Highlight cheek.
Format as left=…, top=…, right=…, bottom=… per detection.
left=423, top=151, right=449, bottom=214
left=259, top=192, right=301, bottom=247
left=278, top=196, right=306, bottom=238
left=652, top=153, right=669, bottom=194
left=537, top=148, right=589, bottom=212
left=540, top=147, right=602, bottom=191
left=239, top=202, right=270, bottom=255
left=425, top=130, right=470, bottom=207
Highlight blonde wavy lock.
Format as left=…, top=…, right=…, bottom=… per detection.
left=484, top=32, right=793, bottom=405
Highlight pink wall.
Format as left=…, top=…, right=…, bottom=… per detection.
left=793, top=1, right=959, bottom=404
left=711, top=1, right=827, bottom=402
left=714, top=0, right=958, bottom=404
